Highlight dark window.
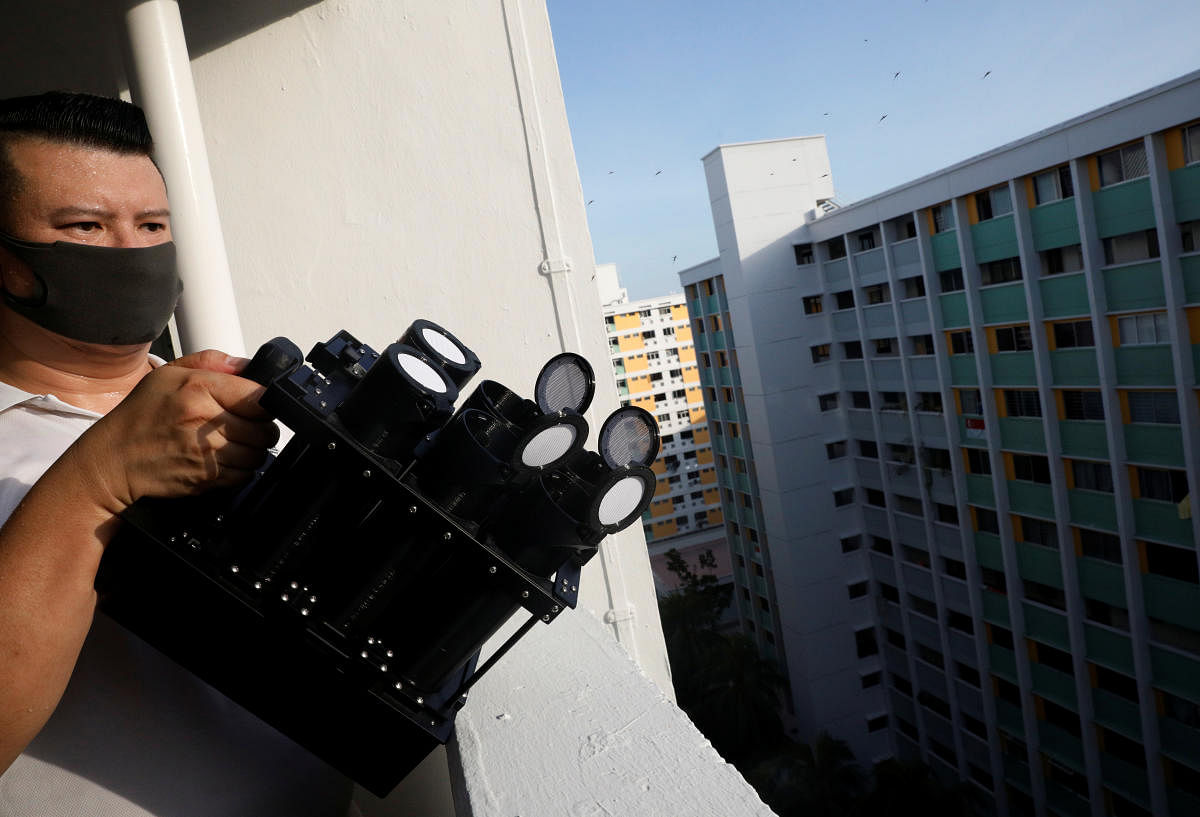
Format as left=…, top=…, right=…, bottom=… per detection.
left=918, top=687, right=951, bottom=716
left=1040, top=244, right=1085, bottom=276
left=1128, top=391, right=1180, bottom=424
left=1072, top=460, right=1113, bottom=492
left=1062, top=390, right=1104, bottom=421
left=897, top=717, right=918, bottom=740
left=891, top=673, right=913, bottom=696
left=834, top=289, right=855, bottom=309
left=949, top=330, right=974, bottom=354
left=943, top=557, right=967, bottom=579
left=1019, top=516, right=1058, bottom=549
left=982, top=567, right=1007, bottom=594
left=931, top=203, right=953, bottom=233
left=1013, top=454, right=1051, bottom=484
left=858, top=439, right=879, bottom=458
left=825, top=237, right=847, bottom=261
left=1004, top=390, right=1042, bottom=417
left=851, top=391, right=871, bottom=409
left=1145, top=541, right=1200, bottom=584
left=885, top=627, right=906, bottom=648
left=1103, top=228, right=1160, bottom=266
left=975, top=186, right=1012, bottom=221
left=1033, top=165, right=1074, bottom=204
left=843, top=340, right=863, bottom=359
left=840, top=535, right=862, bottom=553
left=911, top=335, right=936, bottom=356
left=863, top=283, right=890, bottom=304
left=935, top=503, right=959, bottom=524
left=862, top=671, right=883, bottom=689
left=939, top=267, right=964, bottom=292
left=825, top=441, right=847, bottom=459
left=848, top=580, right=869, bottom=599
left=1095, top=665, right=1139, bottom=702
left=980, top=257, right=1022, bottom=285
left=948, top=610, right=974, bottom=635
left=1137, top=467, right=1189, bottom=503
left=995, top=325, right=1033, bottom=352
left=991, top=624, right=1015, bottom=650
left=909, top=593, right=937, bottom=619
left=865, top=489, right=886, bottom=508
left=857, top=232, right=877, bottom=252
left=855, top=627, right=878, bottom=658
left=967, top=448, right=991, bottom=474
left=802, top=295, right=823, bottom=314
left=871, top=536, right=893, bottom=555
left=793, top=243, right=814, bottom=265
left=1085, top=598, right=1130, bottom=630
left=960, top=389, right=984, bottom=415
left=1035, top=643, right=1074, bottom=674
left=818, top=392, right=839, bottom=411
left=1053, top=320, right=1094, bottom=348
left=1098, top=143, right=1149, bottom=187
left=901, top=276, right=925, bottom=298
left=873, top=338, right=897, bottom=357
left=956, top=661, right=981, bottom=687
left=879, top=582, right=900, bottom=603
left=975, top=507, right=1000, bottom=534
left=1079, top=529, right=1122, bottom=564
left=811, top=344, right=831, bottom=364
left=833, top=488, right=854, bottom=506
left=1100, top=727, right=1145, bottom=767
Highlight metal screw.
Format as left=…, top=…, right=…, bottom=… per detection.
left=362, top=469, right=372, bottom=478
left=231, top=565, right=240, bottom=574
left=394, top=682, right=403, bottom=690
left=215, top=514, right=225, bottom=524
left=416, top=697, right=424, bottom=705
left=488, top=566, right=497, bottom=574
left=551, top=605, right=560, bottom=613
left=314, top=387, right=322, bottom=395
left=521, top=591, right=529, bottom=598
left=327, top=441, right=337, bottom=451
left=571, top=585, right=577, bottom=592
left=380, top=664, right=388, bottom=672
left=281, top=593, right=290, bottom=602
left=542, top=615, right=550, bottom=622
left=442, top=532, right=452, bottom=541
left=408, top=505, right=418, bottom=514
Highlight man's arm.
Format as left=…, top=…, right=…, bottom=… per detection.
left=0, top=351, right=279, bottom=771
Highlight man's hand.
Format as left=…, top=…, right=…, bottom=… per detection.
left=62, top=349, right=280, bottom=515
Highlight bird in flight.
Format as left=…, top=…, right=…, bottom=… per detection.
left=672, top=255, right=678, bottom=263
left=823, top=112, right=830, bottom=116
left=821, top=173, right=830, bottom=178
left=608, top=170, right=615, bottom=174
left=878, top=114, right=888, bottom=123
left=655, top=170, right=662, bottom=175
left=982, top=70, right=991, bottom=79
left=587, top=200, right=595, bottom=205
left=893, top=71, right=901, bottom=80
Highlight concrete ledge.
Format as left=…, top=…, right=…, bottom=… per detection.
left=448, top=609, right=776, bottom=817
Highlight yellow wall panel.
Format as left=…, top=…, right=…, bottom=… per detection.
left=1055, top=390, right=1066, bottom=420
left=682, top=368, right=700, bottom=384
left=1063, top=461, right=1076, bottom=490
left=1087, top=156, right=1100, bottom=192
left=1024, top=177, right=1037, bottom=210
left=703, top=487, right=721, bottom=504
left=677, top=326, right=693, bottom=342
left=686, top=387, right=703, bottom=403
left=614, top=313, right=641, bottom=331
left=625, top=354, right=648, bottom=373
left=693, top=427, right=710, bottom=445
left=679, top=345, right=696, bottom=362
left=1118, top=391, right=1131, bottom=424
left=651, top=459, right=666, bottom=475
left=965, top=193, right=979, bottom=225
left=1165, top=127, right=1187, bottom=171
left=1002, top=452, right=1016, bottom=481
left=994, top=389, right=1008, bottom=418
left=707, top=508, right=724, bottom=526
left=651, top=496, right=672, bottom=514
left=1186, top=307, right=1200, bottom=343
left=690, top=406, right=707, bottom=423
left=697, top=448, right=714, bottom=465
left=671, top=304, right=689, bottom=321
left=632, top=396, right=655, bottom=411
left=1128, top=466, right=1141, bottom=498
left=700, top=468, right=717, bottom=485
left=651, top=520, right=678, bottom=537
left=618, top=334, right=644, bottom=352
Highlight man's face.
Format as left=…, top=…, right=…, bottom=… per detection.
left=0, top=137, right=171, bottom=299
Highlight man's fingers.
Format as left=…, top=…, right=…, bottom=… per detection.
left=213, top=439, right=273, bottom=472
left=198, top=373, right=273, bottom=420
left=168, top=349, right=251, bottom=375
left=213, top=412, right=281, bottom=450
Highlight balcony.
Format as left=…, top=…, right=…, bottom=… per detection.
left=1103, top=260, right=1166, bottom=312
left=1184, top=254, right=1200, bottom=304
left=982, top=590, right=1010, bottom=625
left=939, top=291, right=969, bottom=328
left=949, top=354, right=977, bottom=385
left=995, top=699, right=1025, bottom=737
left=1029, top=198, right=1081, bottom=252
left=975, top=531, right=1003, bottom=570
left=1022, top=602, right=1070, bottom=650
left=1049, top=348, right=1099, bottom=386
left=1159, top=716, right=1200, bottom=769
left=1008, top=480, right=1054, bottom=518
left=1114, top=345, right=1175, bottom=386
left=1094, top=689, right=1143, bottom=740
left=1093, top=177, right=1155, bottom=239
left=1059, top=420, right=1108, bottom=459
left=1143, top=574, right=1200, bottom=631
left=990, top=352, right=1036, bottom=386
left=1132, top=497, right=1192, bottom=546
left=1150, top=644, right=1200, bottom=703
left=979, top=282, right=1027, bottom=324
left=1016, top=541, right=1062, bottom=588
left=1099, top=751, right=1152, bottom=810
left=1124, top=423, right=1185, bottom=468
left=1039, top=271, right=1091, bottom=319
left=1039, top=719, right=1086, bottom=770
left=989, top=643, right=1018, bottom=681
left=1030, top=662, right=1077, bottom=709
left=971, top=214, right=1019, bottom=264
left=1085, top=624, right=1135, bottom=675
left=1077, top=556, right=1126, bottom=607
left=998, top=417, right=1045, bottom=453
left=930, top=230, right=961, bottom=272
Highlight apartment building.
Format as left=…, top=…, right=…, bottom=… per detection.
left=680, top=71, right=1200, bottom=817
left=599, top=270, right=729, bottom=592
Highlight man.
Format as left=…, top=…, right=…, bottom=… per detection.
left=0, top=93, right=351, bottom=814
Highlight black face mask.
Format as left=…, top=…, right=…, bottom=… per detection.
left=0, top=232, right=182, bottom=345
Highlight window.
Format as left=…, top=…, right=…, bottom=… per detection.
left=1033, top=165, right=1073, bottom=204
left=1098, top=142, right=1149, bottom=187
left=662, top=326, right=675, bottom=335
left=843, top=340, right=863, bottom=359
left=803, top=295, right=823, bottom=314
left=874, top=338, right=897, bottom=357
left=901, top=544, right=930, bottom=566
left=1085, top=598, right=1129, bottom=630
left=893, top=216, right=917, bottom=241
left=990, top=623, right=1015, bottom=649
left=818, top=392, right=839, bottom=411
left=1137, top=467, right=1189, bottom=503
left=889, top=443, right=915, bottom=464
left=995, top=325, right=1033, bottom=352
left=885, top=627, right=906, bottom=648
left=911, top=334, right=935, bottom=356
left=840, top=535, right=861, bottom=553
left=915, top=391, right=942, bottom=412
left=909, top=593, right=937, bottom=619
left=900, top=276, right=925, bottom=299
left=824, top=237, right=847, bottom=261
left=858, top=439, right=879, bottom=458
left=1186, top=124, right=1200, bottom=166
left=1145, top=541, right=1200, bottom=584
left=939, top=267, right=964, bottom=293
left=863, top=283, right=890, bottom=304
left=925, top=447, right=952, bottom=470
left=891, top=673, right=913, bottom=696
left=1118, top=311, right=1169, bottom=345
left=936, top=503, right=959, bottom=524
left=879, top=391, right=906, bottom=411
left=1079, top=529, right=1122, bottom=564
left=855, top=628, right=878, bottom=658
left=1183, top=220, right=1200, bottom=253
left=879, top=582, right=900, bottom=602
left=1019, top=516, right=1058, bottom=548
left=857, top=231, right=877, bottom=252
left=1013, top=454, right=1051, bottom=483
left=948, top=611, right=974, bottom=635
left=848, top=580, right=869, bottom=599
left=1053, top=320, right=1094, bottom=348
left=975, top=185, right=1012, bottom=221
left=1103, top=229, right=1159, bottom=266
left=1128, top=391, right=1180, bottom=424
left=811, top=344, right=831, bottom=364
left=833, top=488, right=854, bottom=506
left=861, top=672, right=882, bottom=689
left=1040, top=243, right=1084, bottom=276
left=851, top=391, right=871, bottom=409
left=834, top=289, right=855, bottom=309
left=1063, top=390, right=1104, bottom=420
left=865, top=489, right=886, bottom=508
left=1004, top=390, right=1042, bottom=417
left=931, top=203, right=953, bottom=233
left=894, top=494, right=922, bottom=516
left=960, top=389, right=984, bottom=415
left=825, top=441, right=847, bottom=459
left=966, top=448, right=991, bottom=474
left=975, top=507, right=1000, bottom=534
left=949, top=330, right=974, bottom=354
left=1072, top=460, right=1114, bottom=492
left=944, top=557, right=967, bottom=579
left=793, top=243, right=814, bottom=265
left=980, top=257, right=1022, bottom=285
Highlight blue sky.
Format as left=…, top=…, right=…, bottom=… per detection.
left=547, top=0, right=1200, bottom=301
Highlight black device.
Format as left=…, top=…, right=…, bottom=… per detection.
left=95, top=320, right=659, bottom=796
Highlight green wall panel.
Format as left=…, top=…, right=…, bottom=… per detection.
left=1160, top=718, right=1200, bottom=770
left=1124, top=424, right=1185, bottom=467
left=971, top=215, right=1019, bottom=264
left=1114, top=346, right=1175, bottom=386
left=1078, top=556, right=1126, bottom=606
left=1171, top=163, right=1200, bottom=223
left=999, top=417, right=1045, bottom=452
left=1031, top=663, right=1077, bottom=709
left=980, top=282, right=1028, bottom=323
left=982, top=590, right=1010, bottom=624
left=1143, top=574, right=1200, bottom=631
left=1103, top=261, right=1165, bottom=312
left=1093, top=178, right=1155, bottom=239
left=939, top=292, right=969, bottom=327
left=1030, top=199, right=1081, bottom=251
left=949, top=354, right=978, bottom=385
left=1024, top=603, right=1071, bottom=650
left=1040, top=272, right=1091, bottom=318
left=1049, top=348, right=1099, bottom=386
left=1132, top=498, right=1192, bottom=546
left=930, top=230, right=961, bottom=272
left=975, top=531, right=1004, bottom=570
left=1059, top=421, right=1109, bottom=460
left=1017, top=541, right=1063, bottom=587
left=1181, top=255, right=1200, bottom=305
left=1067, top=489, right=1119, bottom=531
left=1150, top=645, right=1200, bottom=702
left=1094, top=689, right=1142, bottom=739
left=966, top=474, right=995, bottom=507
left=990, top=352, right=1037, bottom=386
left=1009, top=480, right=1055, bottom=518
left=989, top=643, right=1018, bottom=681
left=1086, top=624, right=1135, bottom=675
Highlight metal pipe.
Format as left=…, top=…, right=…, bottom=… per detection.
left=122, top=0, right=246, bottom=357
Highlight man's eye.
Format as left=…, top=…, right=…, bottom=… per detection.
left=67, top=222, right=101, bottom=232
left=142, top=223, right=167, bottom=232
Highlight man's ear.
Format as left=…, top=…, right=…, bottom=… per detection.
left=0, top=248, right=37, bottom=300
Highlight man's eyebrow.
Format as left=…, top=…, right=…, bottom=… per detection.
left=48, top=206, right=115, bottom=220
left=138, top=208, right=171, bottom=218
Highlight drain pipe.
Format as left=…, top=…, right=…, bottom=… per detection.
left=121, top=0, right=246, bottom=357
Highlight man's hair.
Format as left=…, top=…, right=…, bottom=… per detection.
left=0, top=92, right=154, bottom=227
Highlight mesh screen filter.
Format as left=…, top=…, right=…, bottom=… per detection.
left=396, top=352, right=448, bottom=393
left=596, top=475, right=648, bottom=526
left=518, top=424, right=577, bottom=468
left=535, top=357, right=591, bottom=414
left=421, top=327, right=466, bottom=364
left=600, top=408, right=656, bottom=468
